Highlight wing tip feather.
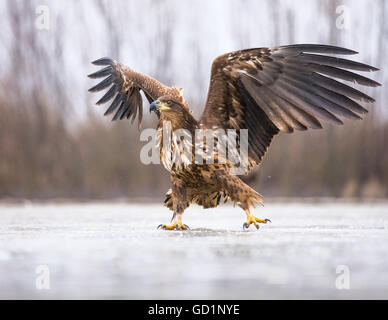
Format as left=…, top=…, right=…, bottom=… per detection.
left=92, top=57, right=115, bottom=66
left=279, top=44, right=358, bottom=55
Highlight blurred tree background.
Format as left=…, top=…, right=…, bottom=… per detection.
left=0, top=0, right=387, bottom=201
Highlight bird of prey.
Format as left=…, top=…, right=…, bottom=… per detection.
left=88, top=44, right=380, bottom=230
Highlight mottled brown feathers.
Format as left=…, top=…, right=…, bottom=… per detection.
left=200, top=44, right=380, bottom=171
left=88, top=45, right=379, bottom=173
left=88, top=57, right=186, bottom=129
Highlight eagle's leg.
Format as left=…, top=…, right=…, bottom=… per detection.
left=243, top=208, right=271, bottom=230
left=158, top=177, right=189, bottom=231
left=157, top=213, right=189, bottom=231
left=213, top=169, right=270, bottom=230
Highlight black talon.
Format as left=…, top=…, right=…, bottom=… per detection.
left=255, top=224, right=260, bottom=230
left=157, top=224, right=163, bottom=230
left=243, top=222, right=249, bottom=230
left=183, top=224, right=190, bottom=230
left=265, top=219, right=272, bottom=223
left=175, top=224, right=179, bottom=230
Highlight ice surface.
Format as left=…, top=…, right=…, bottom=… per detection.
left=0, top=202, right=387, bottom=299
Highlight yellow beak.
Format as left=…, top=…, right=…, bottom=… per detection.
left=156, top=101, right=171, bottom=111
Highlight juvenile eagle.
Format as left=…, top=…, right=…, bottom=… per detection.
left=88, top=44, right=380, bottom=230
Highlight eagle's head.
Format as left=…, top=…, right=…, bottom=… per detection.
left=150, top=94, right=198, bottom=132
left=150, top=95, right=181, bottom=114
left=150, top=95, right=190, bottom=121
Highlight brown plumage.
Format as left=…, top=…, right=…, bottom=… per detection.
left=88, top=44, right=380, bottom=230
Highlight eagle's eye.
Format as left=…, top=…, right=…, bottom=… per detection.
left=167, top=100, right=173, bottom=105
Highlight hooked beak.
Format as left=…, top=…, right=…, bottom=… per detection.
left=149, top=100, right=170, bottom=114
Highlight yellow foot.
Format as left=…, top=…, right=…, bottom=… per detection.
left=243, top=214, right=271, bottom=230
left=157, top=221, right=190, bottom=231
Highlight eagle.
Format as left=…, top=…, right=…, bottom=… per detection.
left=88, top=44, right=380, bottom=230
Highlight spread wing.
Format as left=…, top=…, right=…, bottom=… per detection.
left=200, top=44, right=380, bottom=172
left=88, top=57, right=179, bottom=129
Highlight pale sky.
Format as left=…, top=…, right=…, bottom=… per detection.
left=0, top=0, right=385, bottom=122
